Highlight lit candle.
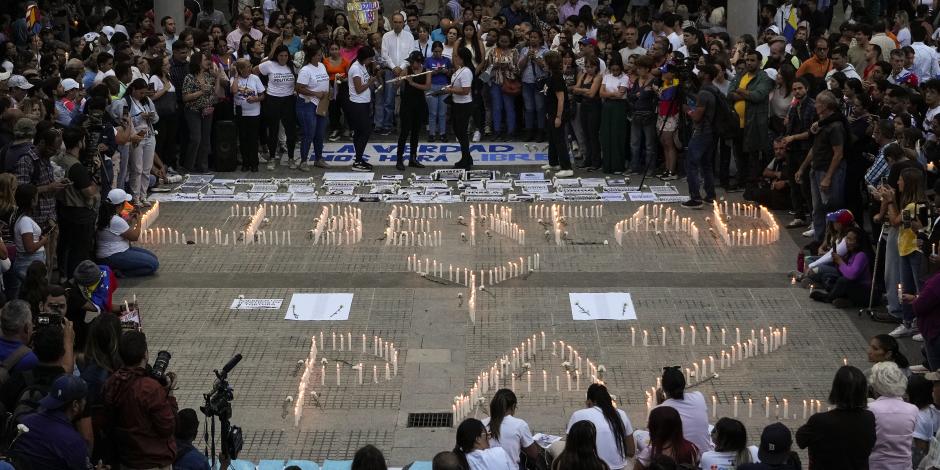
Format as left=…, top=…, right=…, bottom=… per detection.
left=712, top=395, right=717, bottom=418
left=705, top=326, right=711, bottom=345
left=765, top=396, right=771, bottom=418
left=690, top=325, right=696, bottom=345
left=680, top=326, right=685, bottom=345
left=783, top=398, right=789, bottom=419
left=336, top=363, right=341, bottom=385
left=631, top=327, right=636, bottom=347
left=733, top=396, right=738, bottom=418
left=661, top=326, right=666, bottom=346
left=748, top=398, right=753, bottom=418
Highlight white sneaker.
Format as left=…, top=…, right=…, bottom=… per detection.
left=889, top=324, right=915, bottom=338
left=802, top=228, right=815, bottom=238
left=266, top=160, right=276, bottom=170
left=165, top=174, right=183, bottom=183
left=289, top=160, right=298, bottom=170
left=555, top=169, right=574, bottom=177
left=913, top=333, right=924, bottom=342
left=472, top=130, right=481, bottom=142
left=571, top=142, right=579, bottom=152
left=541, top=164, right=560, bottom=170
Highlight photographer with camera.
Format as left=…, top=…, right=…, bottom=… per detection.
left=0, top=316, right=73, bottom=417
left=102, top=330, right=178, bottom=470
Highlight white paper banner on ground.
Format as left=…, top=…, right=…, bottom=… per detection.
left=229, top=298, right=283, bottom=310
left=627, top=192, right=659, bottom=202
left=322, top=172, right=375, bottom=181
left=318, top=143, right=550, bottom=166
left=285, top=294, right=353, bottom=321
left=569, top=293, right=637, bottom=320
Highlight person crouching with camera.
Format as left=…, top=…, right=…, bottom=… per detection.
left=102, top=331, right=178, bottom=470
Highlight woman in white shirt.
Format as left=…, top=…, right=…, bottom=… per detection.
left=254, top=45, right=298, bottom=170
left=566, top=384, right=636, bottom=470
left=482, top=389, right=541, bottom=468
left=346, top=46, right=380, bottom=172
left=599, top=56, right=630, bottom=175
left=444, top=47, right=475, bottom=169
left=147, top=56, right=179, bottom=172
left=699, top=418, right=758, bottom=469
left=231, top=59, right=265, bottom=172
left=11, top=184, right=52, bottom=282
left=95, top=189, right=159, bottom=277
left=295, top=43, right=331, bottom=170
left=454, top=418, right=515, bottom=470
left=126, top=79, right=159, bottom=207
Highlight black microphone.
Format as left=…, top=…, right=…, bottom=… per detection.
left=221, top=354, right=243, bottom=376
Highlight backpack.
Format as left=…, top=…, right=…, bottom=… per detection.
left=704, top=87, right=740, bottom=140
left=0, top=368, right=48, bottom=453
left=0, top=346, right=30, bottom=390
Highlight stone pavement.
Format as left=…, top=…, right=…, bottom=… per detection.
left=118, top=165, right=881, bottom=465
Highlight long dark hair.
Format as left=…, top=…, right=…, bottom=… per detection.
left=545, top=50, right=563, bottom=76
left=455, top=47, right=474, bottom=77
left=553, top=420, right=609, bottom=470
left=97, top=200, right=119, bottom=231
left=828, top=365, right=869, bottom=410
left=454, top=418, right=486, bottom=470
left=458, top=22, right=482, bottom=65
left=872, top=334, right=910, bottom=369
left=351, top=444, right=387, bottom=470
left=84, top=313, right=123, bottom=372
left=648, top=406, right=686, bottom=459
left=488, top=389, right=516, bottom=442
left=13, top=183, right=37, bottom=220
left=586, top=384, right=627, bottom=458
left=713, top=418, right=752, bottom=464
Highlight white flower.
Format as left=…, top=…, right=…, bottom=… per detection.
left=597, top=365, right=607, bottom=373
left=284, top=396, right=294, bottom=403
left=522, top=362, right=531, bottom=370
left=320, top=358, right=328, bottom=365
left=16, top=424, right=28, bottom=434
left=603, top=240, right=609, bottom=245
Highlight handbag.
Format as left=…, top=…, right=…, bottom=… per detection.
left=501, top=78, right=522, bottom=95
left=316, top=94, right=330, bottom=117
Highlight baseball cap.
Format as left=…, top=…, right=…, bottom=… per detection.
left=101, top=26, right=115, bottom=40
left=106, top=188, right=133, bottom=205
left=8, top=75, right=33, bottom=90
left=39, top=376, right=88, bottom=410
left=60, top=78, right=80, bottom=92
left=73, top=260, right=102, bottom=287
left=766, top=25, right=781, bottom=34
left=757, top=422, right=793, bottom=465
left=770, top=35, right=788, bottom=45
left=83, top=32, right=99, bottom=43
left=826, top=209, right=854, bottom=225
left=579, top=37, right=598, bottom=47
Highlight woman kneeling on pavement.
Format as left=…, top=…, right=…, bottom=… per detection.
left=95, top=189, right=159, bottom=277
left=809, top=227, right=874, bottom=308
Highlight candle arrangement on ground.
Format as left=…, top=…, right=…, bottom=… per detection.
left=385, top=206, right=444, bottom=247
left=453, top=331, right=604, bottom=423
left=293, top=331, right=400, bottom=426
left=138, top=201, right=160, bottom=231
left=614, top=204, right=700, bottom=245
left=310, top=205, right=363, bottom=245
left=478, top=204, right=525, bottom=244
left=405, top=254, right=541, bottom=286
left=528, top=203, right=605, bottom=219
left=231, top=203, right=299, bottom=218
left=707, top=200, right=781, bottom=246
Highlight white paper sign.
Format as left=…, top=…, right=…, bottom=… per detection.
left=322, top=172, right=375, bottom=181
left=285, top=293, right=353, bottom=321
left=627, top=192, right=659, bottom=202
left=569, top=293, right=637, bottom=320
left=230, top=298, right=283, bottom=310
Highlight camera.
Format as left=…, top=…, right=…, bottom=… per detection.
left=150, top=350, right=171, bottom=384
left=201, top=354, right=244, bottom=463
left=34, top=313, right=64, bottom=329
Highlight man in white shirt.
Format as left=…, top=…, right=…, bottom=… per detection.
left=618, top=24, right=647, bottom=64
left=378, top=13, right=414, bottom=134
left=227, top=13, right=263, bottom=54
left=910, top=24, right=940, bottom=82
left=824, top=45, right=861, bottom=80
left=161, top=16, right=177, bottom=54
left=664, top=13, right=684, bottom=53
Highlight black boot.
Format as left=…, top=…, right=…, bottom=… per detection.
left=409, top=156, right=426, bottom=168
left=396, top=155, right=406, bottom=171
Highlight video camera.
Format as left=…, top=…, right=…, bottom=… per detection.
left=201, top=354, right=244, bottom=464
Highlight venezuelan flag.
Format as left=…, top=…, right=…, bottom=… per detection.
left=783, top=6, right=798, bottom=42
left=25, top=4, right=40, bottom=35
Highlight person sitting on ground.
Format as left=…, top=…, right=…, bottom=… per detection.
left=0, top=320, right=73, bottom=415
left=483, top=389, right=541, bottom=469
left=867, top=334, right=911, bottom=376
left=567, top=384, right=636, bottom=470
left=746, top=138, right=791, bottom=210
left=174, top=408, right=211, bottom=470
left=796, top=365, right=875, bottom=468
left=808, top=227, right=874, bottom=308
left=737, top=422, right=801, bottom=470
left=95, top=188, right=159, bottom=277
left=7, top=375, right=92, bottom=470
left=699, top=417, right=757, bottom=468
left=654, top=366, right=712, bottom=455
left=908, top=373, right=940, bottom=467
left=867, top=361, right=918, bottom=469
left=69, top=260, right=118, bottom=316
left=0, top=298, right=38, bottom=373
left=453, top=418, right=516, bottom=470
left=635, top=406, right=698, bottom=469
left=553, top=420, right=610, bottom=470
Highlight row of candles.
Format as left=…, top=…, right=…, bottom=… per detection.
left=709, top=201, right=781, bottom=246
left=628, top=325, right=788, bottom=348
left=138, top=201, right=160, bottom=231
left=243, top=205, right=266, bottom=244
left=310, top=206, right=363, bottom=245
left=528, top=203, right=605, bottom=219
left=614, top=204, right=700, bottom=245
left=487, top=212, right=526, bottom=245
left=231, top=203, right=298, bottom=218
left=384, top=229, right=444, bottom=247
left=455, top=331, right=603, bottom=423
left=707, top=396, right=828, bottom=421
left=388, top=204, right=452, bottom=220
left=405, top=254, right=541, bottom=287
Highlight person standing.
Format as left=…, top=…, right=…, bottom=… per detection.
left=255, top=45, right=298, bottom=171
left=519, top=30, right=549, bottom=142
left=728, top=50, right=773, bottom=192
left=295, top=44, right=331, bottom=171
left=324, top=42, right=351, bottom=142
left=444, top=48, right=475, bottom=169
left=795, top=90, right=846, bottom=244
left=425, top=42, right=452, bottom=143
left=543, top=51, right=573, bottom=178
left=54, top=128, right=99, bottom=280
left=379, top=14, right=415, bottom=135
left=485, top=30, right=520, bottom=142
left=629, top=55, right=658, bottom=176
left=682, top=64, right=719, bottom=209
left=346, top=47, right=379, bottom=172
left=572, top=57, right=602, bottom=171
left=599, top=56, right=629, bottom=175
left=126, top=79, right=159, bottom=206
left=395, top=52, right=430, bottom=171
left=231, top=59, right=265, bottom=172
left=182, top=51, right=225, bottom=174
left=148, top=57, right=179, bottom=172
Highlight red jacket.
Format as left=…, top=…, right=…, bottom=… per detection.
left=102, top=367, right=178, bottom=468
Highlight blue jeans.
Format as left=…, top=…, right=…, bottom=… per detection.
left=884, top=226, right=902, bottom=318
left=296, top=100, right=328, bottom=162
left=427, top=83, right=448, bottom=136
left=103, top=246, right=159, bottom=277
left=377, top=70, right=398, bottom=129
left=522, top=82, right=545, bottom=130
left=809, top=163, right=846, bottom=243
left=630, top=120, right=657, bottom=173
left=489, top=84, right=517, bottom=135
left=901, top=251, right=926, bottom=326
left=685, top=131, right=717, bottom=201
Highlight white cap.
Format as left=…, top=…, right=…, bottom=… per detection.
left=60, top=78, right=80, bottom=92
left=83, top=32, right=99, bottom=43
left=8, top=75, right=33, bottom=90
left=106, top=188, right=132, bottom=205
left=113, top=25, right=129, bottom=37
left=101, top=26, right=115, bottom=40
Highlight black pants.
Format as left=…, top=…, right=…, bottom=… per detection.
left=546, top=115, right=571, bottom=170
left=346, top=101, right=372, bottom=162
left=397, top=107, right=424, bottom=163
left=787, top=149, right=810, bottom=219
left=236, top=115, right=260, bottom=168
left=452, top=102, right=473, bottom=165
left=155, top=110, right=179, bottom=169
left=57, top=217, right=94, bottom=278
left=718, top=139, right=732, bottom=186
left=733, top=137, right=764, bottom=189
left=263, top=95, right=297, bottom=160
left=827, top=276, right=872, bottom=306
left=329, top=82, right=348, bottom=133
left=580, top=99, right=601, bottom=168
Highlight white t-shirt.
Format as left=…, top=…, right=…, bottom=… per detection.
left=348, top=61, right=372, bottom=104
left=297, top=63, right=330, bottom=105
left=914, top=405, right=940, bottom=441
left=148, top=74, right=175, bottom=93
left=698, top=446, right=759, bottom=470
left=14, top=215, right=42, bottom=255
left=482, top=415, right=535, bottom=467
left=655, top=391, right=714, bottom=455
left=464, top=447, right=515, bottom=470
left=258, top=61, right=296, bottom=97
left=450, top=67, right=473, bottom=104
left=566, top=407, right=634, bottom=470
left=602, top=73, right=629, bottom=96
left=97, top=215, right=130, bottom=258
left=233, top=74, right=265, bottom=117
